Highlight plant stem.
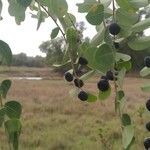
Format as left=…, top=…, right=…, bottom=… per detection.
left=36, top=0, right=79, bottom=81
left=35, top=0, right=67, bottom=43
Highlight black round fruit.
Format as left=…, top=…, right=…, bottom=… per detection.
left=146, top=122, right=150, bottom=131
left=78, top=91, right=88, bottom=101
left=101, top=76, right=108, bottom=80
left=114, top=42, right=119, bottom=49
left=97, top=79, right=110, bottom=92
left=106, top=71, right=114, bottom=81
left=109, top=23, right=121, bottom=35
left=144, top=137, right=150, bottom=149
left=64, top=72, right=73, bottom=82
left=78, top=57, right=88, bottom=65
left=74, top=79, right=84, bottom=88
left=144, top=56, right=150, bottom=68
left=146, top=99, right=150, bottom=111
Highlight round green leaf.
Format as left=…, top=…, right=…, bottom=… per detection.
left=0, top=40, right=12, bottom=65
left=116, top=52, right=131, bottom=62
left=8, top=0, right=26, bottom=25
left=122, top=125, right=134, bottom=150
left=140, top=67, right=150, bottom=77
left=116, top=8, right=138, bottom=27
left=94, top=44, right=114, bottom=73
left=51, top=27, right=59, bottom=39
left=87, top=93, right=97, bottom=102
left=76, top=0, right=97, bottom=13
left=86, top=4, right=104, bottom=25
left=0, top=80, right=11, bottom=99
left=4, top=119, right=21, bottom=133
left=49, top=0, right=68, bottom=17
left=98, top=87, right=111, bottom=100
left=128, top=36, right=150, bottom=51
left=122, top=114, right=131, bottom=126
left=5, top=101, right=22, bottom=119
left=16, top=0, right=32, bottom=8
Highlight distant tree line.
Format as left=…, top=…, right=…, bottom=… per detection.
left=11, top=53, right=45, bottom=67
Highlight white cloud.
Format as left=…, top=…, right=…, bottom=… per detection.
left=0, top=0, right=96, bottom=57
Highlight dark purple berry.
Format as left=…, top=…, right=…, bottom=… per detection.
left=101, top=76, right=108, bottom=80
left=78, top=57, right=88, bottom=65
left=106, top=71, right=114, bottom=81
left=146, top=122, right=150, bottom=131
left=114, top=42, right=119, bottom=49
left=144, top=137, right=150, bottom=149
left=97, top=79, right=110, bottom=92
left=74, top=79, right=84, bottom=88
left=78, top=91, right=88, bottom=101
left=146, top=99, right=150, bottom=111
left=65, top=72, right=73, bottom=82
left=109, top=23, right=121, bottom=35
left=144, top=56, right=150, bottom=68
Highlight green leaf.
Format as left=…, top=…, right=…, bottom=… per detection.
left=116, top=0, right=137, bottom=12
left=100, top=0, right=111, bottom=7
left=5, top=119, right=21, bottom=150
left=140, top=67, right=150, bottom=77
left=87, top=93, right=97, bottom=102
left=0, top=80, right=11, bottom=99
left=36, top=4, right=43, bottom=30
left=0, top=108, right=5, bottom=127
left=46, top=0, right=68, bottom=17
left=16, top=0, right=32, bottom=8
left=66, top=28, right=78, bottom=49
left=122, top=125, right=134, bottom=150
left=128, top=36, right=150, bottom=51
left=122, top=114, right=131, bottom=126
left=116, top=8, right=138, bottom=27
left=8, top=0, right=26, bottom=25
left=117, top=60, right=132, bottom=71
left=94, top=44, right=114, bottom=73
left=51, top=27, right=59, bottom=39
left=116, top=53, right=131, bottom=62
left=129, top=0, right=148, bottom=9
left=5, top=101, right=22, bottom=119
left=132, top=18, right=150, bottom=33
left=86, top=4, right=104, bottom=25
left=62, top=13, right=76, bottom=28
left=117, top=68, right=126, bottom=88
left=91, top=23, right=105, bottom=46
left=76, top=0, right=97, bottom=13
left=0, top=0, right=2, bottom=19
left=116, top=90, right=126, bottom=112
left=80, top=70, right=95, bottom=81
left=141, top=84, right=150, bottom=92
left=0, top=40, right=12, bottom=65
left=98, top=87, right=111, bottom=100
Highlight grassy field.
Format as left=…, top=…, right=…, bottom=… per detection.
left=0, top=67, right=149, bottom=150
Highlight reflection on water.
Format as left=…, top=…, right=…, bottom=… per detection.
left=10, top=77, right=42, bottom=80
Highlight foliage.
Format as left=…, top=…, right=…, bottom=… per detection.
left=0, top=39, right=22, bottom=149
left=1, top=0, right=150, bottom=149
left=11, top=53, right=45, bottom=67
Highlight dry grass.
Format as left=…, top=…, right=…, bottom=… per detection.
left=0, top=72, right=149, bottom=150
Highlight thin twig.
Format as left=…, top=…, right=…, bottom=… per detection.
left=35, top=0, right=67, bottom=43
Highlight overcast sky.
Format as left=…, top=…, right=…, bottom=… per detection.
left=0, top=0, right=96, bottom=57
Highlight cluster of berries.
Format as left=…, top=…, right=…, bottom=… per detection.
left=64, top=57, right=89, bottom=101
left=144, top=99, right=150, bottom=149
left=97, top=70, right=116, bottom=92
left=143, top=56, right=150, bottom=149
